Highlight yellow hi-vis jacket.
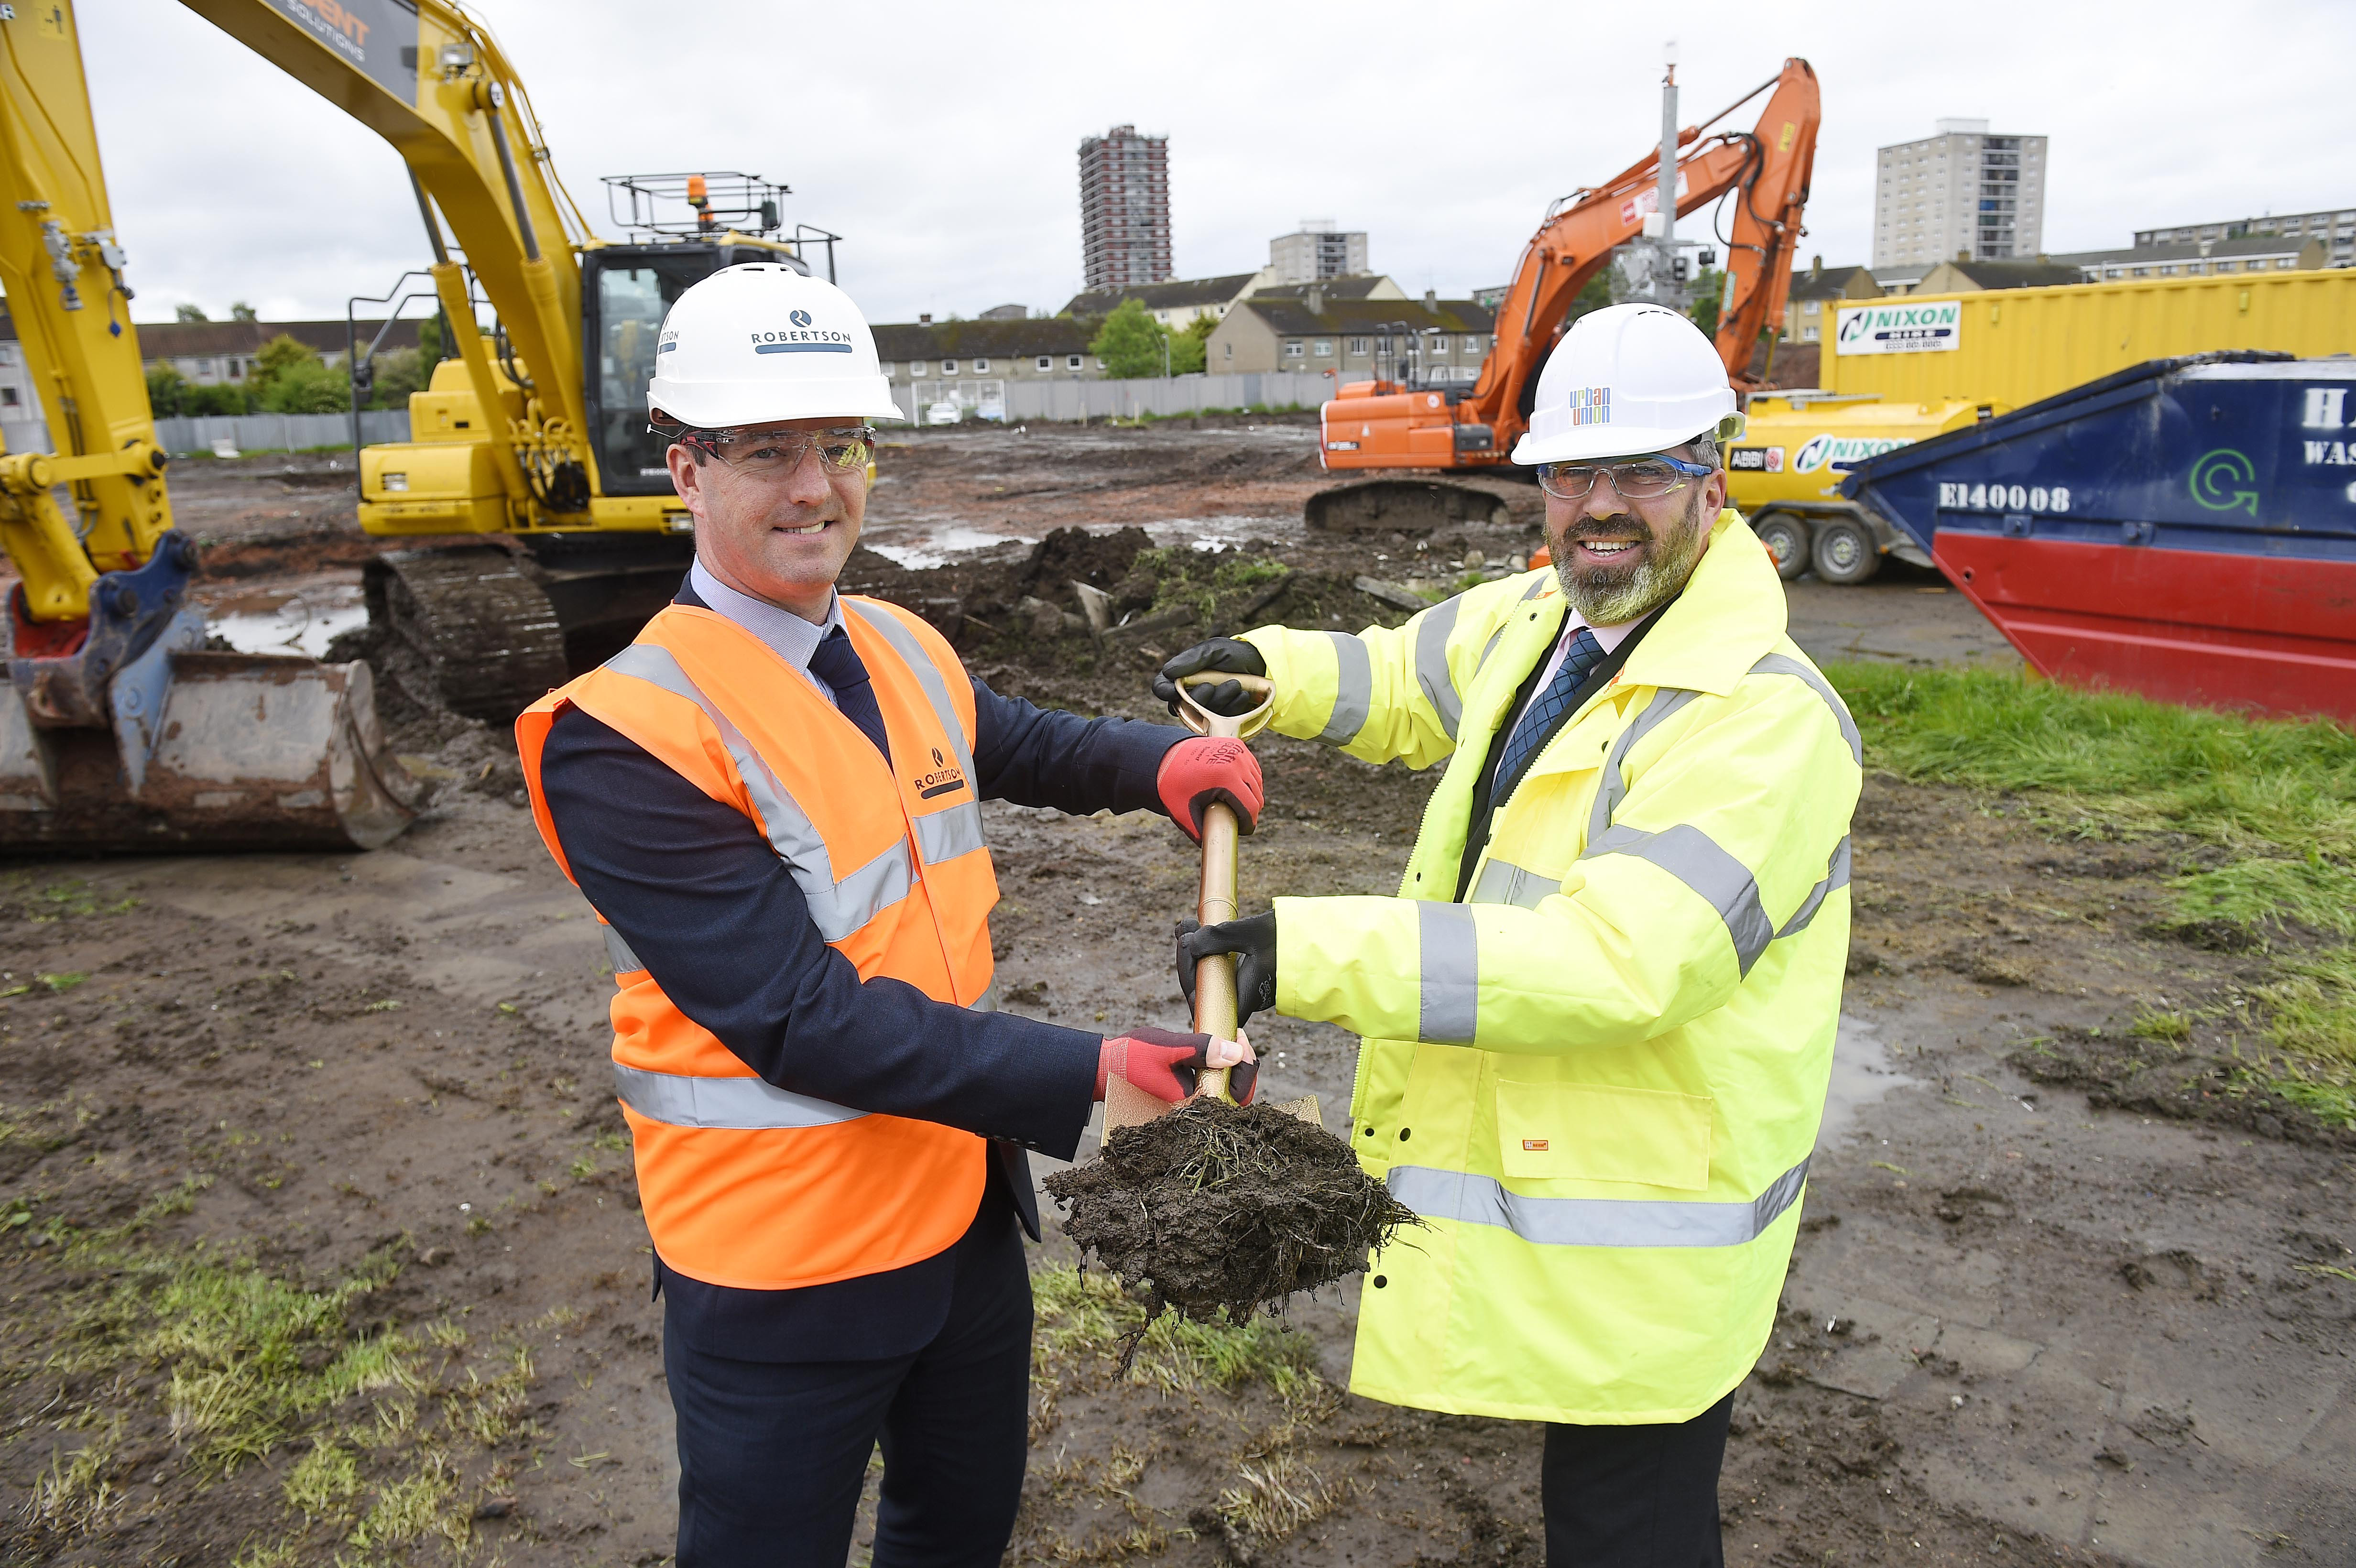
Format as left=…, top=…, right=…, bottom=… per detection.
left=1239, top=510, right=1861, bottom=1425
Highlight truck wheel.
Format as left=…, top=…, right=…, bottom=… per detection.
left=1811, top=517, right=1883, bottom=586
left=1753, top=512, right=1811, bottom=581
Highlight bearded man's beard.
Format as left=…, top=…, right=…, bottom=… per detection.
left=1554, top=486, right=1713, bottom=625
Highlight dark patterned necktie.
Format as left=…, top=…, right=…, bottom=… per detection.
left=1491, top=627, right=1607, bottom=793
left=806, top=626, right=891, bottom=763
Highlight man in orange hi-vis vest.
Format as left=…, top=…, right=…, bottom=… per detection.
left=515, top=265, right=1263, bottom=1568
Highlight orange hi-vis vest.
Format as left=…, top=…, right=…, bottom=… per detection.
left=516, top=597, right=1002, bottom=1291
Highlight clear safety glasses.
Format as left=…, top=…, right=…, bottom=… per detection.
left=1534, top=453, right=1714, bottom=501
left=686, top=426, right=876, bottom=477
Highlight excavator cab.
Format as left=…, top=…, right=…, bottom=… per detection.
left=583, top=242, right=809, bottom=495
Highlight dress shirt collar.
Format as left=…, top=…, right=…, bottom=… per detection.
left=687, top=559, right=842, bottom=674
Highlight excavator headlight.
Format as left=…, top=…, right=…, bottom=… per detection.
left=437, top=42, right=475, bottom=76
left=381, top=472, right=409, bottom=493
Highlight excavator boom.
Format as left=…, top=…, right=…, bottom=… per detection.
left=0, top=0, right=414, bottom=852
left=1311, top=58, right=1820, bottom=527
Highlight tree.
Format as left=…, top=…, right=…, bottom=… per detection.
left=184, top=381, right=253, bottom=416
left=1565, top=271, right=1613, bottom=329
left=146, top=363, right=190, bottom=416
left=1687, top=268, right=1725, bottom=339
left=1167, top=313, right=1216, bottom=376
left=229, top=301, right=257, bottom=323
left=416, top=315, right=444, bottom=363
left=363, top=347, right=429, bottom=409
left=1088, top=299, right=1166, bottom=379
left=252, top=333, right=349, bottom=414
left=174, top=303, right=209, bottom=323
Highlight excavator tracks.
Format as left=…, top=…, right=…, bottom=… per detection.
left=365, top=547, right=570, bottom=725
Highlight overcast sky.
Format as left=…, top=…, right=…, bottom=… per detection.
left=85, top=0, right=2356, bottom=329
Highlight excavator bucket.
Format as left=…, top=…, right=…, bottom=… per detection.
left=0, top=609, right=419, bottom=855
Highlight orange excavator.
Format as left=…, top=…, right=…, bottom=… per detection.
left=1309, top=57, right=1820, bottom=532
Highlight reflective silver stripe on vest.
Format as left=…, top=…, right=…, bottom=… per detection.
left=1418, top=901, right=1480, bottom=1044
left=613, top=1062, right=867, bottom=1130
left=1587, top=686, right=1700, bottom=845
left=846, top=599, right=978, bottom=783
left=1387, top=1156, right=1810, bottom=1249
left=1776, top=835, right=1853, bottom=939
left=971, top=977, right=1001, bottom=1013
left=603, top=924, right=645, bottom=974
left=603, top=642, right=914, bottom=943
left=1583, top=822, right=1774, bottom=977
left=913, top=799, right=987, bottom=867
left=1467, top=858, right=1560, bottom=910
left=1415, top=594, right=1465, bottom=741
left=1749, top=653, right=1862, bottom=765
left=1320, top=631, right=1374, bottom=744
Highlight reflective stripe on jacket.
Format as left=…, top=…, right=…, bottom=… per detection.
left=1239, top=511, right=1861, bottom=1424
left=517, top=597, right=1001, bottom=1291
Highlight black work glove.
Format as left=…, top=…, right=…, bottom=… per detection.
left=1153, top=638, right=1267, bottom=719
left=1176, top=911, right=1278, bottom=1027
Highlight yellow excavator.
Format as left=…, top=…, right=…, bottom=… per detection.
left=0, top=0, right=836, bottom=852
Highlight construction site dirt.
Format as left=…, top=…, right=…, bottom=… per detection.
left=2, top=425, right=2347, bottom=1568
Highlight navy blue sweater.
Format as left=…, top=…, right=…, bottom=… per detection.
left=540, top=597, right=1186, bottom=1361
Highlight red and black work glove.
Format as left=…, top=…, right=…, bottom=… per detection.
left=1176, top=911, right=1278, bottom=1028
left=1153, top=638, right=1267, bottom=719
left=1156, top=736, right=1264, bottom=843
left=1097, top=1026, right=1259, bottom=1106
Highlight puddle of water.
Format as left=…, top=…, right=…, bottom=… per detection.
left=208, top=581, right=368, bottom=658
left=1818, top=1012, right=1925, bottom=1148
left=1145, top=514, right=1303, bottom=553
left=860, top=523, right=1035, bottom=568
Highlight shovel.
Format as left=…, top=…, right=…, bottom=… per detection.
left=1102, top=671, right=1320, bottom=1135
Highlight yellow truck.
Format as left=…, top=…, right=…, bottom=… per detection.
left=1726, top=394, right=1998, bottom=583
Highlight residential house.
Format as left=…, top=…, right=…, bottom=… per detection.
left=1205, top=285, right=1495, bottom=379
left=1910, top=257, right=2100, bottom=294
left=1781, top=261, right=1881, bottom=343
left=1061, top=272, right=1268, bottom=331
left=2046, top=233, right=2330, bottom=283
left=136, top=317, right=422, bottom=387
left=2137, top=207, right=2354, bottom=270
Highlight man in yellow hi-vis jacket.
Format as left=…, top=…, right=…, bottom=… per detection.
left=1160, top=305, right=1862, bottom=1567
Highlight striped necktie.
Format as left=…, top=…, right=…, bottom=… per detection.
left=1491, top=627, right=1607, bottom=794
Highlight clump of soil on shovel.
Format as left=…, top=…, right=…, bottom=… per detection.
left=1044, top=1098, right=1420, bottom=1365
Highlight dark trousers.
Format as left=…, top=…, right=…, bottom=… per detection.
left=1542, top=1393, right=1733, bottom=1568
left=663, top=1210, right=1033, bottom=1568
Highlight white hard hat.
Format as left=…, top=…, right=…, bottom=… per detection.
left=648, top=263, right=903, bottom=428
left=1512, top=303, right=1741, bottom=466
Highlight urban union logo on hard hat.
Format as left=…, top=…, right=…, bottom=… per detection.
left=1567, top=387, right=1612, bottom=427
left=751, top=314, right=854, bottom=355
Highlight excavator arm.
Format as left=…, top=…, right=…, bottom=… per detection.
left=0, top=2, right=174, bottom=626
left=1317, top=58, right=1819, bottom=497
left=181, top=0, right=596, bottom=518
left=0, top=0, right=414, bottom=853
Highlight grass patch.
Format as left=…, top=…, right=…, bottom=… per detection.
left=17, top=1179, right=543, bottom=1560
left=1830, top=664, right=2356, bottom=1069
left=1827, top=663, right=2356, bottom=858
left=65, top=1240, right=414, bottom=1475
left=2251, top=949, right=2356, bottom=1066
left=1032, top=1264, right=1319, bottom=1399
left=2170, top=853, right=2356, bottom=940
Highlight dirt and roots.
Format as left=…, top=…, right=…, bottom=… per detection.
left=1044, top=1099, right=1420, bottom=1353
left=0, top=425, right=2345, bottom=1566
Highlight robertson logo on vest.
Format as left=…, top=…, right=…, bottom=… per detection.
left=916, top=746, right=966, bottom=799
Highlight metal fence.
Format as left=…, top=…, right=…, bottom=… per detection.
left=891, top=371, right=1335, bottom=425
left=148, top=410, right=411, bottom=455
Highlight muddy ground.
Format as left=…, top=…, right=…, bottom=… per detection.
left=2, top=426, right=2346, bottom=1568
